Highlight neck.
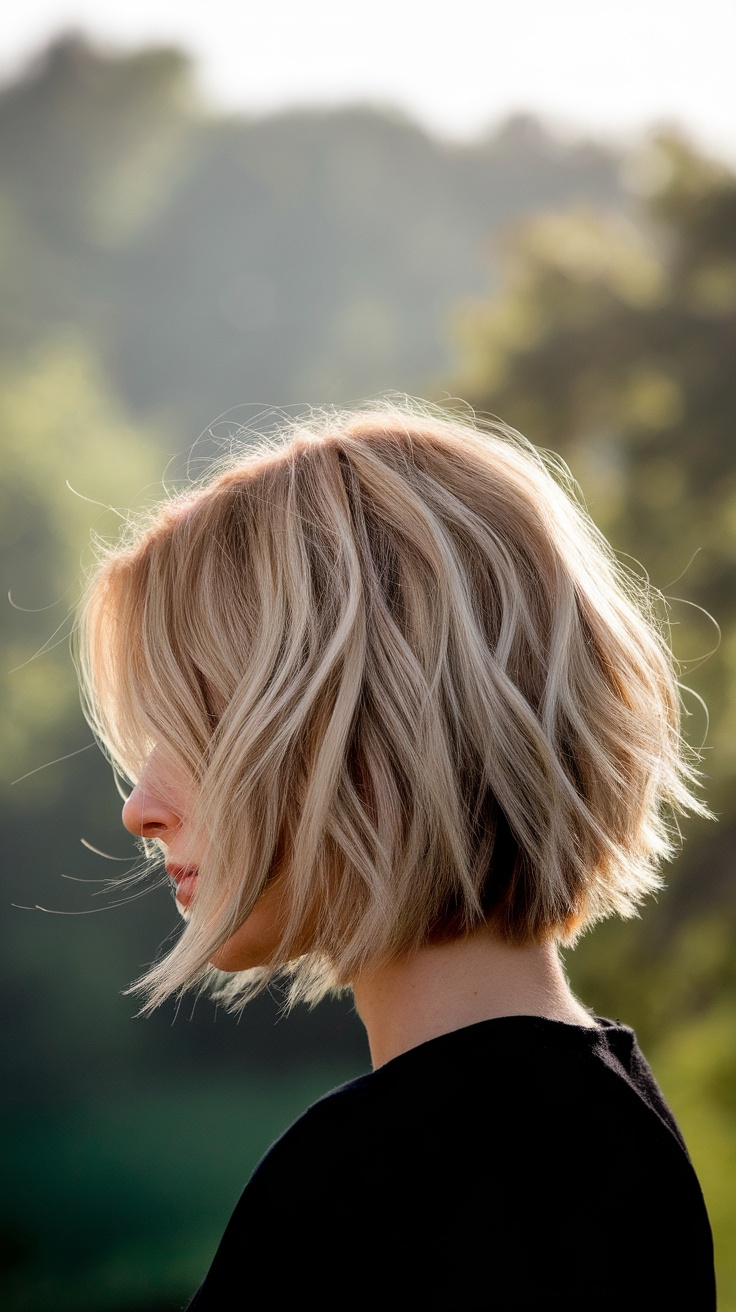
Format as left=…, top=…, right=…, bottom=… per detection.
left=351, top=929, right=596, bottom=1069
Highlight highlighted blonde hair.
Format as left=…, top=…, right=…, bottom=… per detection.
left=78, top=400, right=704, bottom=1009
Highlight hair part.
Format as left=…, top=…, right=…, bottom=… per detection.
left=77, top=398, right=707, bottom=1011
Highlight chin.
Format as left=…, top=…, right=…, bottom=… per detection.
left=208, top=946, right=266, bottom=972
left=205, top=881, right=287, bottom=973
left=208, top=925, right=281, bottom=973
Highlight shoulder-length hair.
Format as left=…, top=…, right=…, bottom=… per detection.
left=77, top=399, right=705, bottom=1009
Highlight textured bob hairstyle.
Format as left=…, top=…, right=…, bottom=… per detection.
left=77, top=399, right=704, bottom=1010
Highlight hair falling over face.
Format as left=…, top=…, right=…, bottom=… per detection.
left=76, top=398, right=707, bottom=1013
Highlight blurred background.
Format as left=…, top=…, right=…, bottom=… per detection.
left=1, top=3, right=735, bottom=1308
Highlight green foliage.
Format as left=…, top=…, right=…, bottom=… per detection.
left=0, top=338, right=162, bottom=788
left=0, top=35, right=193, bottom=246
left=454, top=134, right=736, bottom=788
left=0, top=36, right=625, bottom=433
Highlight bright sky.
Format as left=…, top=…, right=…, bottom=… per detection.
left=2, top=0, right=735, bottom=159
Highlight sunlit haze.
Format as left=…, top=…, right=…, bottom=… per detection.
left=2, top=0, right=735, bottom=158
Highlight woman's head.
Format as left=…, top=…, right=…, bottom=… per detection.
left=78, top=399, right=703, bottom=1009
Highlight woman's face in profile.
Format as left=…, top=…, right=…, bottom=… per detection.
left=121, top=748, right=284, bottom=972
left=122, top=747, right=201, bottom=909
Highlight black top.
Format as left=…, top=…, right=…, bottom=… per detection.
left=187, top=1016, right=716, bottom=1310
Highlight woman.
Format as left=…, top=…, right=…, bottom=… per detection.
left=78, top=401, right=715, bottom=1309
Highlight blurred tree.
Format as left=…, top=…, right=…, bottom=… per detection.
left=0, top=337, right=164, bottom=787
left=0, top=339, right=168, bottom=1104
left=110, top=105, right=625, bottom=433
left=0, top=36, right=626, bottom=437
left=454, top=132, right=736, bottom=816
left=0, top=36, right=198, bottom=363
left=0, top=34, right=194, bottom=246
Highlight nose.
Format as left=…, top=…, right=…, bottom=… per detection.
left=121, top=782, right=181, bottom=841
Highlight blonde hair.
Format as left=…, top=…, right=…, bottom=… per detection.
left=77, top=399, right=704, bottom=1010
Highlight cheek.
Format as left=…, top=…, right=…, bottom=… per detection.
left=208, top=884, right=284, bottom=972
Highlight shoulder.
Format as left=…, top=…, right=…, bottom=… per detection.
left=240, top=1016, right=680, bottom=1206
left=248, top=1015, right=694, bottom=1187
left=190, top=1019, right=716, bottom=1311
left=244, top=1071, right=381, bottom=1199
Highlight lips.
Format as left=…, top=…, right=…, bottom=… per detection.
left=166, top=864, right=199, bottom=910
